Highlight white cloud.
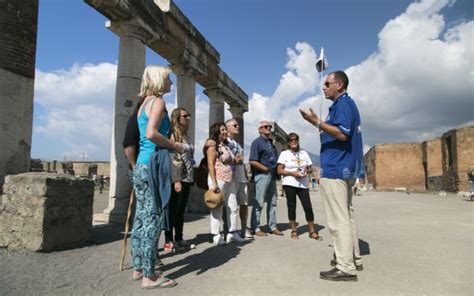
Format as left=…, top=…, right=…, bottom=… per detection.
left=243, top=0, right=473, bottom=157
left=33, top=63, right=118, bottom=160
left=347, top=0, right=473, bottom=146
left=32, top=0, right=473, bottom=161
left=244, top=42, right=323, bottom=156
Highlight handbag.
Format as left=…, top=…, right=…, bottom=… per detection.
left=204, top=189, right=224, bottom=209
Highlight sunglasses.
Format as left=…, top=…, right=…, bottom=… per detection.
left=323, top=81, right=340, bottom=88
left=180, top=114, right=191, bottom=119
left=261, top=125, right=272, bottom=129
left=288, top=138, right=299, bottom=142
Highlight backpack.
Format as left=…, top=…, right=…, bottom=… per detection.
left=195, top=157, right=209, bottom=190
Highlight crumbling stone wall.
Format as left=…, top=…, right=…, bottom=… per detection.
left=364, top=147, right=376, bottom=187
left=72, top=162, right=98, bottom=178
left=364, top=143, right=425, bottom=191
left=442, top=126, right=474, bottom=192
left=0, top=173, right=94, bottom=251
left=0, top=0, right=39, bottom=188
left=422, top=138, right=443, bottom=191
left=97, top=163, right=110, bottom=177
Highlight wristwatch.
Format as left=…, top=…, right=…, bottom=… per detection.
left=313, top=119, right=321, bottom=129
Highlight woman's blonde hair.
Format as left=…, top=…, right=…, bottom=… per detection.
left=138, top=65, right=172, bottom=97
left=170, top=107, right=189, bottom=143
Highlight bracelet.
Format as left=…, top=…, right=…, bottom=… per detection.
left=313, top=119, right=321, bottom=129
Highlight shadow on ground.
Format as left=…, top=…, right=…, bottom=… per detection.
left=90, top=224, right=125, bottom=246
left=159, top=240, right=251, bottom=280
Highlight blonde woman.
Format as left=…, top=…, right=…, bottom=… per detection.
left=164, top=107, right=194, bottom=251
left=131, top=65, right=182, bottom=289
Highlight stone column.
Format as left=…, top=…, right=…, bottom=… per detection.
left=0, top=0, right=39, bottom=191
left=205, top=88, right=225, bottom=127
left=228, top=104, right=246, bottom=147
left=95, top=21, right=146, bottom=223
left=171, top=64, right=196, bottom=146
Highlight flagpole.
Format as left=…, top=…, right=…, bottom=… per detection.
left=319, top=47, right=325, bottom=119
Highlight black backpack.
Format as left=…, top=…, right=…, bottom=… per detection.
left=195, top=157, right=209, bottom=190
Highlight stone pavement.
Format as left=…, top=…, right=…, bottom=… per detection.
left=0, top=190, right=472, bottom=295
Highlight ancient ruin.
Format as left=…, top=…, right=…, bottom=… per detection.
left=0, top=0, right=38, bottom=190
left=84, top=0, right=249, bottom=223
left=365, top=125, right=474, bottom=192
left=0, top=173, right=94, bottom=251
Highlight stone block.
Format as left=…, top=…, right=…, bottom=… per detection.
left=0, top=172, right=94, bottom=251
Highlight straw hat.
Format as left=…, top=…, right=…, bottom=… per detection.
left=204, top=189, right=224, bottom=209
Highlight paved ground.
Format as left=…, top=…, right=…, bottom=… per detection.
left=0, top=189, right=473, bottom=295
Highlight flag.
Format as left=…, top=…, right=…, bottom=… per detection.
left=315, top=47, right=328, bottom=73
left=154, top=0, right=171, bottom=12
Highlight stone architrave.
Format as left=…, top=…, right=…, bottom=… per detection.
left=205, top=88, right=225, bottom=126
left=171, top=64, right=196, bottom=146
left=0, top=1, right=39, bottom=189
left=228, top=104, right=245, bottom=147
left=95, top=20, right=146, bottom=223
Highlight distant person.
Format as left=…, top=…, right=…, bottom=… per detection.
left=300, top=70, right=364, bottom=282
left=131, top=65, right=183, bottom=289
left=204, top=122, right=245, bottom=245
left=226, top=118, right=253, bottom=240
left=164, top=108, right=195, bottom=251
left=277, top=133, right=322, bottom=241
left=249, top=120, right=283, bottom=236
left=99, top=175, right=104, bottom=194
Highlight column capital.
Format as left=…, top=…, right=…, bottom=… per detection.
left=106, top=19, right=153, bottom=43
left=204, top=87, right=224, bottom=101
left=169, top=63, right=194, bottom=76
left=228, top=104, right=246, bottom=119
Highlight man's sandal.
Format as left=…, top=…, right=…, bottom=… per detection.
left=142, top=276, right=177, bottom=289
left=309, top=231, right=323, bottom=241
left=291, top=230, right=299, bottom=239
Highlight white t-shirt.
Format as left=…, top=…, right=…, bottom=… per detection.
left=277, top=149, right=312, bottom=189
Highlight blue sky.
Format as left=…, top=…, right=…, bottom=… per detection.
left=32, top=0, right=473, bottom=161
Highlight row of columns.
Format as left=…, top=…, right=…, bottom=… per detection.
left=97, top=21, right=247, bottom=223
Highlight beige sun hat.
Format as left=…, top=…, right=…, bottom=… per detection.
left=204, top=189, right=224, bottom=209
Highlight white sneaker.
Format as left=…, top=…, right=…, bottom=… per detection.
left=213, top=234, right=226, bottom=246
left=244, top=229, right=254, bottom=240
left=226, top=232, right=245, bottom=243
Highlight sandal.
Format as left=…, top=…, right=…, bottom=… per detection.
left=309, top=231, right=323, bottom=241
left=291, top=230, right=299, bottom=239
left=142, top=276, right=177, bottom=289
left=132, top=269, right=162, bottom=281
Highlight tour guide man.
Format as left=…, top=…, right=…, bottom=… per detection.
left=300, top=70, right=364, bottom=282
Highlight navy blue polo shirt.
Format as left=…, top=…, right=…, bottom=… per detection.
left=249, top=135, right=277, bottom=176
left=320, top=93, right=365, bottom=180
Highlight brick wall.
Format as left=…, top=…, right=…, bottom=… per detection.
left=442, top=126, right=474, bottom=192
left=370, top=143, right=425, bottom=191
left=422, top=138, right=443, bottom=191
left=0, top=0, right=39, bottom=78
left=364, top=147, right=376, bottom=187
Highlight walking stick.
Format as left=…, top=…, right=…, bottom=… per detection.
left=120, top=189, right=135, bottom=271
